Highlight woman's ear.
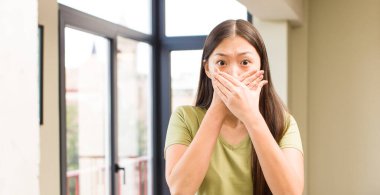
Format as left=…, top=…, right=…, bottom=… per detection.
left=204, top=60, right=212, bottom=78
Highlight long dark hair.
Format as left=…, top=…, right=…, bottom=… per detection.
left=195, top=19, right=288, bottom=195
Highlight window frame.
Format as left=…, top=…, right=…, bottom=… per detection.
left=59, top=4, right=154, bottom=195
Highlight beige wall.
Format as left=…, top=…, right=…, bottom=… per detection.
left=38, top=0, right=60, bottom=194
left=289, top=0, right=309, bottom=194
left=290, top=0, right=380, bottom=194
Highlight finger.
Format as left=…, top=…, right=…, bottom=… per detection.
left=213, top=76, right=232, bottom=97
left=218, top=71, right=242, bottom=87
left=214, top=73, right=236, bottom=92
left=257, top=80, right=268, bottom=89
left=213, top=77, right=231, bottom=97
left=239, top=69, right=258, bottom=82
left=243, top=70, right=264, bottom=85
left=246, top=74, right=263, bottom=88
left=215, top=85, right=228, bottom=103
left=212, top=78, right=228, bottom=101
left=247, top=74, right=264, bottom=90
left=243, top=70, right=264, bottom=86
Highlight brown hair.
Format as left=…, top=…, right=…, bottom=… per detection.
left=195, top=19, right=288, bottom=195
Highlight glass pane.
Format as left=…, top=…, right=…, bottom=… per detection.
left=59, top=0, right=151, bottom=34
left=117, top=37, right=152, bottom=195
left=166, top=0, right=247, bottom=36
left=65, top=27, right=111, bottom=195
left=171, top=50, right=203, bottom=111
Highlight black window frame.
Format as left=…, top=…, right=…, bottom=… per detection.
left=59, top=4, right=154, bottom=195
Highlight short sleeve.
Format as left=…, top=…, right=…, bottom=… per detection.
left=279, top=115, right=304, bottom=154
left=164, top=107, right=193, bottom=158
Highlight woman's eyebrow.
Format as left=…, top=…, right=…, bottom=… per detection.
left=213, top=52, right=228, bottom=56
left=237, top=52, right=254, bottom=56
left=213, top=52, right=254, bottom=57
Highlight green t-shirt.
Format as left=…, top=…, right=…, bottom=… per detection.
left=165, top=106, right=303, bottom=195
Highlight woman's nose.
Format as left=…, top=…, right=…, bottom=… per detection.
left=227, top=64, right=241, bottom=78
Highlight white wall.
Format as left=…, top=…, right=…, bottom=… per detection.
left=254, top=19, right=289, bottom=105
left=0, top=0, right=39, bottom=194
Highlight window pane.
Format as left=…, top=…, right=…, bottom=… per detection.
left=59, top=0, right=151, bottom=34
left=171, top=50, right=203, bottom=111
left=117, top=37, right=152, bottom=195
left=65, top=27, right=111, bottom=195
left=166, top=0, right=247, bottom=36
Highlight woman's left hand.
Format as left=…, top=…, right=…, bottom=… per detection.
left=212, top=69, right=267, bottom=123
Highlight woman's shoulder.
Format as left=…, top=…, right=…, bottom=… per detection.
left=173, top=105, right=207, bottom=117
left=284, top=112, right=297, bottom=126
left=172, top=105, right=207, bottom=126
left=280, top=112, right=303, bottom=153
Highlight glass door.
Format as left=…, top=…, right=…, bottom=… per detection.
left=64, top=27, right=112, bottom=195
left=60, top=4, right=155, bottom=195
left=116, top=36, right=152, bottom=195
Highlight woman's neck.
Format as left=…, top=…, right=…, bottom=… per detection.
left=223, top=112, right=243, bottom=129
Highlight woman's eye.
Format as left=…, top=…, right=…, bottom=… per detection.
left=216, top=60, right=226, bottom=66
left=241, top=60, right=250, bottom=66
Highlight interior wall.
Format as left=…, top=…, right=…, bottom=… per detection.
left=307, top=0, right=380, bottom=194
left=38, top=0, right=60, bottom=194
left=0, top=0, right=39, bottom=194
left=254, top=19, right=289, bottom=105
left=288, top=0, right=309, bottom=194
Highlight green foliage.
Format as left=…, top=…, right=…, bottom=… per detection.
left=66, top=103, right=79, bottom=194
left=66, top=103, right=79, bottom=170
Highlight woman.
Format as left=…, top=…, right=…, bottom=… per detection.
left=165, top=19, right=304, bottom=195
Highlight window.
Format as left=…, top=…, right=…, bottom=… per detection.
left=165, top=0, right=247, bottom=36
left=59, top=0, right=151, bottom=34
left=170, top=50, right=202, bottom=110
left=116, top=37, right=152, bottom=195
left=65, top=27, right=111, bottom=195
left=166, top=0, right=249, bottom=112
left=60, top=6, right=154, bottom=195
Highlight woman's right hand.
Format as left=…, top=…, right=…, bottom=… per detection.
left=209, top=75, right=230, bottom=120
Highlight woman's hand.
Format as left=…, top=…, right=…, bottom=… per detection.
left=212, top=69, right=267, bottom=123
left=209, top=74, right=230, bottom=120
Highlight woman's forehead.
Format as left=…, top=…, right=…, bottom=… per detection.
left=211, top=36, right=258, bottom=57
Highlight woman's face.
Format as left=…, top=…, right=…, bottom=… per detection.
left=206, top=36, right=261, bottom=78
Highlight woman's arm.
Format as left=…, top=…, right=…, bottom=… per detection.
left=244, top=114, right=304, bottom=195
left=165, top=99, right=227, bottom=195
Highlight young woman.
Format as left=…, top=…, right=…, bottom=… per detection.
left=165, top=19, right=304, bottom=195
